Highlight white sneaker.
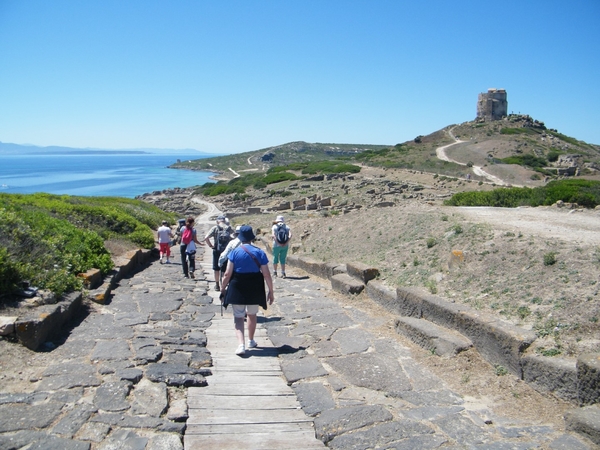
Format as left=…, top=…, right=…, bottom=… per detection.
left=235, top=344, right=245, bottom=355
left=247, top=339, right=257, bottom=348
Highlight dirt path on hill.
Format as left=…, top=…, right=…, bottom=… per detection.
left=437, top=127, right=509, bottom=185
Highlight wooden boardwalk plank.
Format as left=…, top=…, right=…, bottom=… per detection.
left=185, top=281, right=324, bottom=449
left=188, top=394, right=301, bottom=409
left=187, top=408, right=313, bottom=425
left=185, top=431, right=325, bottom=450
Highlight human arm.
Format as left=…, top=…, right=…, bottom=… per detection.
left=193, top=229, right=204, bottom=245
left=204, top=227, right=215, bottom=249
left=260, top=264, right=274, bottom=305
left=218, top=242, right=233, bottom=267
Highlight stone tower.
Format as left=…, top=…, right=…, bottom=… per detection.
left=477, top=88, right=507, bottom=121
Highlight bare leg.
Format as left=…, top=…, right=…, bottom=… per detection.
left=234, top=317, right=245, bottom=345
left=247, top=314, right=257, bottom=341
left=213, top=270, right=220, bottom=284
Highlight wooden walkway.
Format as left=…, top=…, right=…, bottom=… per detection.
left=184, top=246, right=325, bottom=449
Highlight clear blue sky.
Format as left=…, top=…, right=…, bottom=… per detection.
left=1, top=1, right=599, bottom=154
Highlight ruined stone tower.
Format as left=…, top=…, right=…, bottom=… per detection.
left=477, top=88, right=507, bottom=121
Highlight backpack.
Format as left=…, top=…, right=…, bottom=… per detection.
left=181, top=227, right=193, bottom=245
left=275, top=223, right=289, bottom=244
left=215, top=226, right=232, bottom=252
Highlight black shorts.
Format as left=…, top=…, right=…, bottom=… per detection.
left=212, top=249, right=223, bottom=271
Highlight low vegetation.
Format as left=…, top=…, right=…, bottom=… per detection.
left=0, top=193, right=173, bottom=303
left=444, top=179, right=600, bottom=208
left=197, top=162, right=361, bottom=196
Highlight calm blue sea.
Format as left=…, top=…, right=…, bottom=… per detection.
left=0, top=154, right=214, bottom=198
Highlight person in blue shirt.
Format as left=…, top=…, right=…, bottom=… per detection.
left=220, top=225, right=274, bottom=356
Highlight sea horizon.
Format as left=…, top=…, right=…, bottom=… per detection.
left=0, top=153, right=215, bottom=198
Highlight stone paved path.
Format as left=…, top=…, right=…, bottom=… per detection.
left=0, top=202, right=596, bottom=449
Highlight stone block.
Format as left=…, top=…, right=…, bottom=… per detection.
left=366, top=280, right=397, bottom=312
left=395, top=287, right=425, bottom=318
left=521, top=354, right=578, bottom=402
left=78, top=268, right=102, bottom=289
left=287, top=255, right=332, bottom=280
left=292, top=198, right=306, bottom=208
left=15, top=292, right=83, bottom=350
left=578, top=353, right=600, bottom=406
left=330, top=273, right=364, bottom=295
left=396, top=287, right=536, bottom=376
left=0, top=316, right=17, bottom=336
left=455, top=311, right=536, bottom=377
left=247, top=207, right=261, bottom=214
left=275, top=201, right=291, bottom=210
left=395, top=316, right=473, bottom=357
left=346, top=262, right=379, bottom=283
left=565, top=405, right=600, bottom=446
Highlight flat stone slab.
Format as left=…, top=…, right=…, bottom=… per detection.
left=91, top=340, right=132, bottom=361
left=331, top=328, right=371, bottom=354
left=292, top=382, right=336, bottom=416
left=0, top=402, right=64, bottom=432
left=327, top=419, right=438, bottom=450
left=326, top=352, right=412, bottom=395
left=281, top=356, right=328, bottom=384
left=93, top=381, right=132, bottom=412
left=130, top=379, right=168, bottom=417
left=314, top=405, right=393, bottom=443
left=145, top=363, right=208, bottom=387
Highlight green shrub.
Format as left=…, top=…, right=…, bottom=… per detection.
left=444, top=179, right=600, bottom=208
left=262, top=172, right=300, bottom=184
left=0, top=193, right=170, bottom=302
left=547, top=151, right=561, bottom=162
left=301, top=161, right=361, bottom=175
left=543, top=252, right=557, bottom=266
left=517, top=305, right=531, bottom=319
left=494, top=365, right=509, bottom=376
left=500, top=127, right=536, bottom=135
left=501, top=154, right=548, bottom=168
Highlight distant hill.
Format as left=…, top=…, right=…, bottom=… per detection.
left=171, top=115, right=600, bottom=185
left=0, top=141, right=213, bottom=156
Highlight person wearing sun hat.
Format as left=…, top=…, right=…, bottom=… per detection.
left=220, top=225, right=274, bottom=356
left=271, top=215, right=292, bottom=278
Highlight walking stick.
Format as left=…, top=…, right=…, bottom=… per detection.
left=219, top=290, right=224, bottom=317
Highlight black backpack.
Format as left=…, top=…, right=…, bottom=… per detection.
left=275, top=224, right=289, bottom=244
left=215, top=226, right=232, bottom=251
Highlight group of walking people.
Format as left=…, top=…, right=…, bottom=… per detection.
left=156, top=214, right=292, bottom=355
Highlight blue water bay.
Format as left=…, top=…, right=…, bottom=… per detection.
left=0, top=153, right=214, bottom=198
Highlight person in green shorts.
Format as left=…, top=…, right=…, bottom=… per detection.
left=271, top=215, right=292, bottom=278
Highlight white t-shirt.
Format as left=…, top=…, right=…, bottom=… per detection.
left=157, top=225, right=172, bottom=243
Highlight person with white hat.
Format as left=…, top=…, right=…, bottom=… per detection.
left=271, top=215, right=292, bottom=278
